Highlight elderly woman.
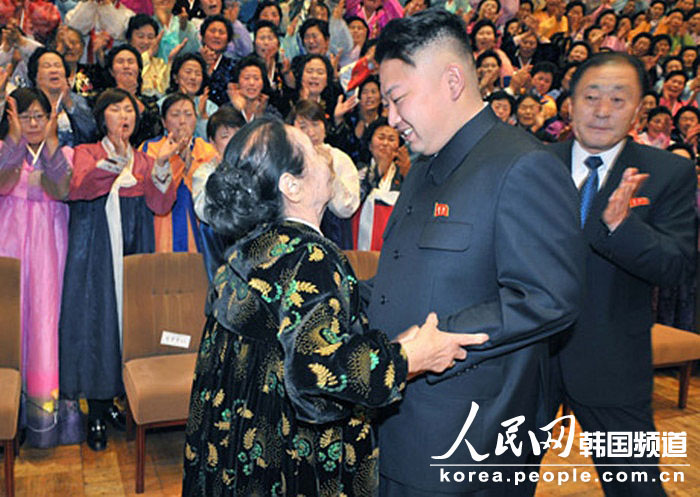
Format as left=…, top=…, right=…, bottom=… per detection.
left=200, top=15, right=238, bottom=107
left=58, top=88, right=179, bottom=452
left=27, top=48, right=97, bottom=147
left=182, top=117, right=481, bottom=496
left=0, top=88, right=73, bottom=447
left=165, top=53, right=219, bottom=139
left=141, top=92, right=219, bottom=253
left=253, top=20, right=289, bottom=107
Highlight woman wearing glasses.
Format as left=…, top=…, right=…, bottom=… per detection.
left=0, top=88, right=73, bottom=447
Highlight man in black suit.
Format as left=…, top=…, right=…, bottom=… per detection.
left=548, top=52, right=696, bottom=496
left=368, top=10, right=586, bottom=496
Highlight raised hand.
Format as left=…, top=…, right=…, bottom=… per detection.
left=226, top=82, right=246, bottom=111
left=168, top=37, right=189, bottom=63
left=333, top=93, right=357, bottom=125
left=333, top=0, right=345, bottom=19
left=6, top=97, right=22, bottom=144
left=155, top=133, right=181, bottom=166
left=603, top=167, right=649, bottom=232
left=395, top=145, right=411, bottom=177
left=224, top=1, right=240, bottom=23
left=198, top=86, right=210, bottom=119
left=149, top=30, right=165, bottom=58
left=0, top=66, right=10, bottom=96
left=44, top=107, right=60, bottom=156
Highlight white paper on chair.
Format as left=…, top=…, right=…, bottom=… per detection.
left=160, top=330, right=191, bottom=349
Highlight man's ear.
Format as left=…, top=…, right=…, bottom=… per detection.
left=446, top=63, right=466, bottom=101
left=279, top=172, right=301, bottom=203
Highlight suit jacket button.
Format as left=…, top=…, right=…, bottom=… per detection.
left=406, top=205, right=413, bottom=214
left=380, top=295, right=387, bottom=304
left=393, top=249, right=400, bottom=259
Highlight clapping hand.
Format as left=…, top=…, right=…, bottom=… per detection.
left=44, top=107, right=60, bottom=156
left=6, top=96, right=22, bottom=144
left=226, top=82, right=246, bottom=111
left=333, top=93, right=358, bottom=125
left=603, top=167, right=649, bottom=232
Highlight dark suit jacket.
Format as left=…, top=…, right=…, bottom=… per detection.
left=550, top=139, right=697, bottom=407
left=367, top=107, right=586, bottom=493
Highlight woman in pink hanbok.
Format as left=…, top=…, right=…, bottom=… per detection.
left=0, top=88, right=74, bottom=448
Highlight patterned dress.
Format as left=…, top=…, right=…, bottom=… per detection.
left=183, top=220, right=408, bottom=497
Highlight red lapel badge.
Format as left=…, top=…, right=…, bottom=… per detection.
left=434, top=202, right=449, bottom=218
left=629, top=197, right=650, bottom=208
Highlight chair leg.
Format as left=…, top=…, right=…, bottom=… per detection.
left=136, top=425, right=146, bottom=494
left=126, top=401, right=135, bottom=442
left=678, top=361, right=693, bottom=409
left=4, top=438, right=15, bottom=497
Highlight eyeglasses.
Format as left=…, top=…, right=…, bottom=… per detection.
left=18, top=113, right=48, bottom=123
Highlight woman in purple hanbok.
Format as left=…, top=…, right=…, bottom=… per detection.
left=0, top=88, right=77, bottom=447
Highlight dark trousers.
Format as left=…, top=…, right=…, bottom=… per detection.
left=546, top=360, right=667, bottom=497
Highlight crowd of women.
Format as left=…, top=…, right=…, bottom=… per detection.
left=0, top=0, right=697, bottom=457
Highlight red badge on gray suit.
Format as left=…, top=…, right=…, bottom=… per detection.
left=629, top=197, right=650, bottom=207
left=434, top=203, right=449, bottom=217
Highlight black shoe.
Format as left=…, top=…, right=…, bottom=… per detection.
left=87, top=419, right=107, bottom=451
left=105, top=405, right=126, bottom=432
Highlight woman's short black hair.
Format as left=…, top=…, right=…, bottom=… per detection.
left=673, top=105, right=700, bottom=129
left=254, top=20, right=280, bottom=41
left=168, top=52, right=209, bottom=95
left=93, top=88, right=141, bottom=139
left=568, top=40, right=592, bottom=59
left=477, top=0, right=501, bottom=13
left=476, top=49, right=502, bottom=67
left=652, top=34, right=673, bottom=50
left=647, top=105, right=672, bottom=123
left=251, top=0, right=282, bottom=26
left=105, top=44, right=144, bottom=94
left=299, top=18, right=330, bottom=42
left=200, top=15, right=234, bottom=45
left=662, top=55, right=684, bottom=75
left=233, top=55, right=273, bottom=96
left=294, top=54, right=335, bottom=100
left=0, top=87, right=51, bottom=140
left=360, top=116, right=402, bottom=163
left=206, top=106, right=246, bottom=141
left=642, top=90, right=659, bottom=105
left=126, top=13, right=160, bottom=42
left=565, top=1, right=586, bottom=15
left=287, top=99, right=328, bottom=130
left=665, top=69, right=688, bottom=85
left=205, top=117, right=306, bottom=238
left=470, top=19, right=497, bottom=49
left=160, top=92, right=195, bottom=120
left=345, top=15, right=369, bottom=35
left=487, top=90, right=515, bottom=115
left=667, top=142, right=696, bottom=161
left=516, top=92, right=540, bottom=111
left=597, top=9, right=619, bottom=33
left=27, top=47, right=70, bottom=87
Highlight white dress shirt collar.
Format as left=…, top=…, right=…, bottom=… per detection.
left=571, top=139, right=626, bottom=190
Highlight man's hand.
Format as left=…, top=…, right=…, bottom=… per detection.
left=400, top=313, right=489, bottom=379
left=603, top=167, right=649, bottom=232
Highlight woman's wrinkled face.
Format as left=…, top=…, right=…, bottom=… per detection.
left=238, top=65, right=264, bottom=100
left=479, top=56, right=500, bottom=84
left=349, top=20, right=369, bottom=48
left=19, top=100, right=48, bottom=146
left=104, top=97, right=136, bottom=139
left=204, top=21, right=229, bottom=52
left=176, top=60, right=204, bottom=96
left=665, top=59, right=683, bottom=73
left=568, top=45, right=589, bottom=62
left=641, top=94, right=657, bottom=114
left=359, top=81, right=380, bottom=112
left=36, top=52, right=66, bottom=94
left=479, top=0, right=500, bottom=21
left=303, top=26, right=328, bottom=55
left=490, top=98, right=511, bottom=122
left=255, top=27, right=279, bottom=60
left=163, top=98, right=196, bottom=141
left=475, top=26, right=496, bottom=51
left=294, top=115, right=326, bottom=146
left=111, top=50, right=139, bottom=88
left=369, top=124, right=400, bottom=163
left=301, top=59, right=328, bottom=96
left=647, top=113, right=668, bottom=134
left=286, top=125, right=333, bottom=211
left=663, top=75, right=686, bottom=99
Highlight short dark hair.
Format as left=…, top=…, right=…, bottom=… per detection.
left=105, top=44, right=144, bottom=93
left=357, top=75, right=383, bottom=114
left=667, top=8, right=685, bottom=19
left=642, top=90, right=659, bottom=106
left=299, top=18, right=330, bottom=42
left=652, top=34, right=672, bottom=50
left=665, top=69, right=688, bottom=85
left=673, top=105, right=700, bottom=129
left=487, top=90, right=515, bottom=115
left=93, top=88, right=141, bottom=139
left=233, top=55, right=272, bottom=96
left=632, top=32, right=653, bottom=47
left=667, top=142, right=696, bottom=161
left=287, top=99, right=328, bottom=129
left=361, top=116, right=402, bottom=161
left=597, top=9, right=619, bottom=32
left=565, top=1, right=586, bottom=15
left=647, top=105, right=672, bottom=122
left=205, top=117, right=306, bottom=238
left=294, top=54, right=335, bottom=102
left=252, top=1, right=282, bottom=25
left=345, top=15, right=369, bottom=35
left=516, top=92, right=540, bottom=111
left=531, top=61, right=557, bottom=78
left=375, top=9, right=472, bottom=67
left=168, top=52, right=209, bottom=95
left=470, top=19, right=497, bottom=50
left=568, top=40, right=592, bottom=59
left=0, top=87, right=51, bottom=140
left=662, top=55, right=684, bottom=75
left=200, top=15, right=233, bottom=45
left=126, top=13, right=159, bottom=42
left=27, top=48, right=70, bottom=87
left=650, top=0, right=667, bottom=9
left=310, top=2, right=331, bottom=20
left=476, top=49, right=502, bottom=67
left=254, top=20, right=280, bottom=41
left=160, top=92, right=195, bottom=120
left=206, top=106, right=246, bottom=140
left=569, top=52, right=649, bottom=98
left=477, top=0, right=500, bottom=13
